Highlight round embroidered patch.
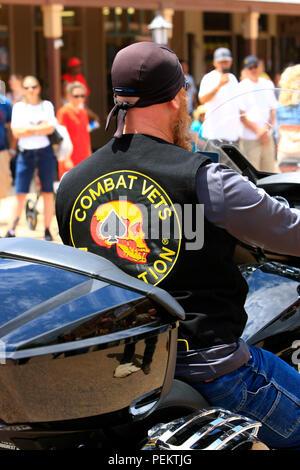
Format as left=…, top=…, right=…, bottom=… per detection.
left=70, top=170, right=181, bottom=285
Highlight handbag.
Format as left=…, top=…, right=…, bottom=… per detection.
left=40, top=101, right=63, bottom=145
left=49, top=127, right=63, bottom=146
left=54, top=124, right=73, bottom=162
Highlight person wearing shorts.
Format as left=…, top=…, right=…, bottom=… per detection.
left=5, top=76, right=56, bottom=241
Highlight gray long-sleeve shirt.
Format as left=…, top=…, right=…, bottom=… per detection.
left=197, top=163, right=300, bottom=257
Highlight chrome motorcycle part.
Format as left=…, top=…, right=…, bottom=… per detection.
left=142, top=408, right=261, bottom=450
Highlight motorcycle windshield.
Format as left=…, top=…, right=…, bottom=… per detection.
left=193, top=84, right=300, bottom=175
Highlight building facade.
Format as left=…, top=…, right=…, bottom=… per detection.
left=1, top=0, right=300, bottom=148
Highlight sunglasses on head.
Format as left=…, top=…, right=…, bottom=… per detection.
left=72, top=94, right=86, bottom=98
left=24, top=85, right=39, bottom=90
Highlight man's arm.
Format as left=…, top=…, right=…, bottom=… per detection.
left=269, top=108, right=276, bottom=129
left=199, top=74, right=229, bottom=104
left=197, top=163, right=300, bottom=257
left=240, top=111, right=272, bottom=145
left=12, top=122, right=55, bottom=139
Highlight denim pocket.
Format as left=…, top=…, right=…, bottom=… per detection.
left=240, top=377, right=300, bottom=439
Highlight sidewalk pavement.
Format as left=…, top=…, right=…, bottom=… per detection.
left=0, top=190, right=62, bottom=243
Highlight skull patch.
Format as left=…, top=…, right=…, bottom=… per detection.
left=90, top=200, right=150, bottom=264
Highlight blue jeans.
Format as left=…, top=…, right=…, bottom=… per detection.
left=192, top=345, right=300, bottom=449
left=15, top=145, right=56, bottom=194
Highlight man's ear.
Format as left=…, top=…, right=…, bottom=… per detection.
left=169, top=93, right=181, bottom=111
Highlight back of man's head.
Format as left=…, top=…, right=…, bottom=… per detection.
left=106, top=42, right=185, bottom=137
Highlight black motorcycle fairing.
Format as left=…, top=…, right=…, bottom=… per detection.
left=257, top=171, right=300, bottom=196
left=0, top=379, right=209, bottom=451
left=0, top=238, right=185, bottom=320
left=242, top=262, right=300, bottom=365
left=0, top=238, right=183, bottom=426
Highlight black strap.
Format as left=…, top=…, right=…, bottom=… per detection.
left=105, top=98, right=137, bottom=138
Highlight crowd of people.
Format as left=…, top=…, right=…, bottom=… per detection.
left=0, top=57, right=100, bottom=240
left=188, top=48, right=300, bottom=174
left=0, top=49, right=299, bottom=240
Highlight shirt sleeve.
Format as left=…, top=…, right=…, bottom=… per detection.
left=199, top=74, right=214, bottom=98
left=43, top=101, right=57, bottom=126
left=11, top=102, right=25, bottom=128
left=196, top=163, right=300, bottom=257
left=269, top=89, right=278, bottom=110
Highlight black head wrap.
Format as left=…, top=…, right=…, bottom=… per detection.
left=105, top=42, right=185, bottom=138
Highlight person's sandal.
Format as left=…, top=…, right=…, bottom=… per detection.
left=44, top=228, right=53, bottom=242
left=5, top=229, right=15, bottom=238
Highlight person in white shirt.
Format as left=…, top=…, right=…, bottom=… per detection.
left=198, top=47, right=240, bottom=143
left=5, top=76, right=56, bottom=241
left=238, top=55, right=277, bottom=172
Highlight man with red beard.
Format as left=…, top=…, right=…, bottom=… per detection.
left=56, top=42, right=300, bottom=449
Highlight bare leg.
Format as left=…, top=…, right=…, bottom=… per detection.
left=42, top=192, right=54, bottom=240
left=5, top=193, right=27, bottom=236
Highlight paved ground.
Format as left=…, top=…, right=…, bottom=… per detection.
left=0, top=187, right=62, bottom=243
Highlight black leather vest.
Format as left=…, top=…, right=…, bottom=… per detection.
left=57, top=134, right=249, bottom=348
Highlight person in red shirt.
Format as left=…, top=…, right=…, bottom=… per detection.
left=61, top=57, right=90, bottom=97
left=56, top=81, right=91, bottom=180
left=61, top=57, right=100, bottom=127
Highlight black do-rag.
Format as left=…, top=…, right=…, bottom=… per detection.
left=105, top=41, right=185, bottom=138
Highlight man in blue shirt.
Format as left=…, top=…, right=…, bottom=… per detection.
left=0, top=94, right=13, bottom=200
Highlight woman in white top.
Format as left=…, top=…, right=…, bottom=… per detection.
left=5, top=76, right=56, bottom=241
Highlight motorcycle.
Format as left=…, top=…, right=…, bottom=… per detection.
left=0, top=87, right=299, bottom=451
left=0, top=237, right=264, bottom=451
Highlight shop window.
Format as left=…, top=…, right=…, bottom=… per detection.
left=103, top=7, right=153, bottom=38
left=259, top=14, right=268, bottom=32
left=0, top=34, right=9, bottom=76
left=61, top=8, right=82, bottom=27
left=203, top=12, right=231, bottom=31
left=0, top=5, right=9, bottom=83
left=0, top=4, right=8, bottom=27
left=203, top=36, right=232, bottom=73
left=34, top=6, right=83, bottom=94
left=34, top=6, right=82, bottom=27
left=278, top=16, right=300, bottom=70
left=104, top=8, right=154, bottom=112
left=34, top=6, right=43, bottom=26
